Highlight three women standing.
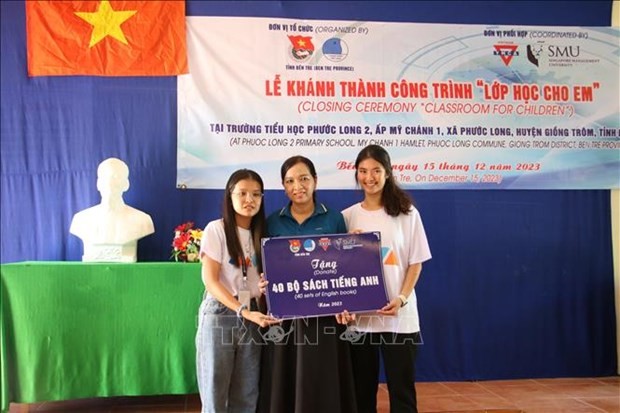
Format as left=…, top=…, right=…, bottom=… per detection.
left=196, top=146, right=431, bottom=413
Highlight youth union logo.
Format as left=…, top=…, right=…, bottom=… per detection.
left=303, top=239, right=316, bottom=252
left=289, top=239, right=301, bottom=253
left=322, top=38, right=349, bottom=62
left=288, top=35, right=315, bottom=62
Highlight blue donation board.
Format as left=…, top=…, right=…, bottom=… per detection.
left=262, top=232, right=388, bottom=319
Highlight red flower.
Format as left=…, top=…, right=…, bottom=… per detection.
left=171, top=221, right=203, bottom=263
left=173, top=231, right=190, bottom=250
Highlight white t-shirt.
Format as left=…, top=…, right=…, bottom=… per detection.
left=342, top=203, right=432, bottom=333
left=200, top=219, right=261, bottom=299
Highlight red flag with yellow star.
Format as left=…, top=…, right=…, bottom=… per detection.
left=26, top=1, right=188, bottom=76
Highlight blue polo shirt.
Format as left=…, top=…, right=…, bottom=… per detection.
left=267, top=202, right=347, bottom=236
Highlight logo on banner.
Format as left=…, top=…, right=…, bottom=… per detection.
left=318, top=237, right=331, bottom=251
left=288, top=35, right=314, bottom=62
left=526, top=44, right=544, bottom=67
left=526, top=43, right=594, bottom=69
left=493, top=44, right=519, bottom=66
left=322, top=37, right=349, bottom=62
left=331, top=236, right=363, bottom=251
left=289, top=239, right=301, bottom=253
left=303, top=239, right=316, bottom=252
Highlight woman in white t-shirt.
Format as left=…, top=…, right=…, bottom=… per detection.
left=196, top=169, right=278, bottom=413
left=341, top=145, right=432, bottom=413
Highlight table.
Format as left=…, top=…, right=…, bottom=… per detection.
left=1, top=262, right=204, bottom=412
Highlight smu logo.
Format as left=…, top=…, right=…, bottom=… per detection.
left=548, top=45, right=580, bottom=58
left=527, top=44, right=544, bottom=67
left=527, top=44, right=583, bottom=68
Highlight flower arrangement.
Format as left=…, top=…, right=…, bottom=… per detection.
left=171, top=221, right=203, bottom=262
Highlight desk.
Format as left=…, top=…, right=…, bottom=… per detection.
left=1, top=262, right=203, bottom=412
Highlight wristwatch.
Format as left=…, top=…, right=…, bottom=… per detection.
left=398, top=294, right=408, bottom=308
left=236, top=303, right=248, bottom=319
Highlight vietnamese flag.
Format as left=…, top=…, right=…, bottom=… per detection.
left=26, top=1, right=188, bottom=76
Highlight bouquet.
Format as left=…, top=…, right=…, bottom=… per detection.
left=171, top=221, right=203, bottom=262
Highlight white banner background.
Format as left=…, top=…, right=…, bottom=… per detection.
left=177, top=17, right=619, bottom=189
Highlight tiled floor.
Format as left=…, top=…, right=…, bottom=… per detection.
left=8, top=376, right=619, bottom=412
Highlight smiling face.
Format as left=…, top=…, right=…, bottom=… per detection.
left=282, top=162, right=316, bottom=207
left=356, top=157, right=388, bottom=198
left=230, top=178, right=263, bottom=221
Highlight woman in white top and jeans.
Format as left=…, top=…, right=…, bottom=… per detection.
left=196, top=169, right=278, bottom=413
left=341, top=145, right=432, bottom=413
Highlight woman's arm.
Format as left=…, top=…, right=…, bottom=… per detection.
left=378, top=262, right=422, bottom=316
left=202, top=255, right=279, bottom=327
left=202, top=255, right=238, bottom=310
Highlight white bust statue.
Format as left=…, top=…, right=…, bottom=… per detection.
left=70, top=158, right=155, bottom=263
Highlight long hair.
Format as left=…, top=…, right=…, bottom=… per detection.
left=222, top=169, right=266, bottom=272
left=280, top=155, right=318, bottom=202
left=354, top=144, right=413, bottom=216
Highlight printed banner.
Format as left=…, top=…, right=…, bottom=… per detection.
left=262, top=232, right=388, bottom=319
left=26, top=1, right=188, bottom=76
left=177, top=17, right=620, bottom=189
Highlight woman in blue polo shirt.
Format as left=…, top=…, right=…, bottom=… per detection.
left=258, top=155, right=357, bottom=413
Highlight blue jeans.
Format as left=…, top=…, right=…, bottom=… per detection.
left=196, top=295, right=262, bottom=413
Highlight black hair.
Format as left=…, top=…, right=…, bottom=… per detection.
left=354, top=144, right=413, bottom=216
left=222, top=169, right=266, bottom=272
left=280, top=155, right=318, bottom=202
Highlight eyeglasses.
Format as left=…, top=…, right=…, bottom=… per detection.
left=283, top=175, right=313, bottom=187
left=231, top=191, right=264, bottom=201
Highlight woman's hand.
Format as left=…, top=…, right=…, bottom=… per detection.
left=243, top=309, right=280, bottom=328
left=335, top=310, right=356, bottom=324
left=377, top=297, right=401, bottom=316
left=258, top=275, right=268, bottom=295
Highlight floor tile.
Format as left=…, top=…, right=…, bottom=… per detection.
left=579, top=397, right=620, bottom=413
left=540, top=382, right=620, bottom=398
left=7, top=376, right=619, bottom=413
left=441, top=381, right=497, bottom=396
left=417, top=381, right=458, bottom=397
left=463, top=393, right=520, bottom=409
left=512, top=396, right=607, bottom=410
left=418, top=394, right=484, bottom=411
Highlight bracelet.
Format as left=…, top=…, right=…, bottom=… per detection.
left=398, top=294, right=408, bottom=308
left=236, top=303, right=248, bottom=319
